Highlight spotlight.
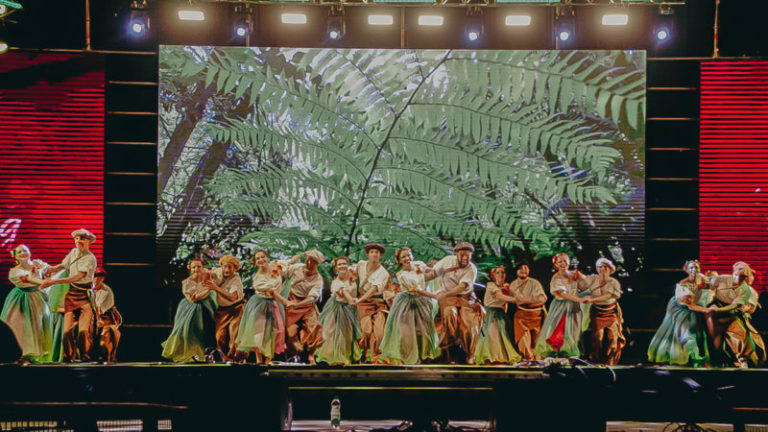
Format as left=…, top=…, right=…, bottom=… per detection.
left=0, top=41, right=8, bottom=54
left=418, top=15, right=443, bottom=26
left=465, top=14, right=483, bottom=42
left=368, top=14, right=393, bottom=26
left=505, top=15, right=531, bottom=27
left=128, top=1, right=150, bottom=37
left=327, top=13, right=345, bottom=40
left=178, top=9, right=205, bottom=21
left=654, top=6, right=675, bottom=44
left=233, top=5, right=253, bottom=40
left=655, top=27, right=669, bottom=41
left=0, top=4, right=6, bottom=15
left=555, top=8, right=575, bottom=45
left=281, top=13, right=307, bottom=24
left=601, top=13, right=629, bottom=26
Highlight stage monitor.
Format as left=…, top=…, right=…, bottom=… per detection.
left=157, top=47, right=645, bottom=287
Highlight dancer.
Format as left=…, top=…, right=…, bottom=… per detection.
left=315, top=256, right=363, bottom=365
left=647, top=260, right=711, bottom=367
left=278, top=249, right=325, bottom=364
left=40, top=228, right=98, bottom=362
left=2, top=245, right=51, bottom=363
left=161, top=259, right=218, bottom=362
left=509, top=264, right=547, bottom=361
left=235, top=250, right=287, bottom=364
left=706, top=261, right=766, bottom=368
left=534, top=253, right=588, bottom=359
left=355, top=243, right=392, bottom=363
left=379, top=248, right=441, bottom=365
left=205, top=255, right=245, bottom=362
left=93, top=267, right=122, bottom=363
left=425, top=242, right=484, bottom=364
left=580, top=258, right=625, bottom=365
left=474, top=265, right=521, bottom=365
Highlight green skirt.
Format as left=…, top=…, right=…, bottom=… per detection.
left=474, top=307, right=521, bottom=364
left=235, top=295, right=286, bottom=358
left=161, top=296, right=217, bottom=362
left=534, top=298, right=584, bottom=358
left=647, top=297, right=709, bottom=366
left=379, top=292, right=440, bottom=365
left=0, top=286, right=52, bottom=363
left=315, top=298, right=362, bottom=365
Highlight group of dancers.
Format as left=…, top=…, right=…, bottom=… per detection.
left=159, top=243, right=629, bottom=366
left=1, top=229, right=121, bottom=364
left=2, top=231, right=764, bottom=369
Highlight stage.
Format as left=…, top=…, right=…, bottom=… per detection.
left=2, top=363, right=768, bottom=431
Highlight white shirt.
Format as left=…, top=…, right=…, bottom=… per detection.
left=330, top=278, right=357, bottom=303
left=483, top=281, right=507, bottom=309
left=251, top=271, right=283, bottom=299
left=182, top=278, right=211, bottom=301
left=279, top=260, right=323, bottom=302
left=8, top=266, right=42, bottom=289
left=94, top=283, right=115, bottom=313
left=396, top=261, right=428, bottom=293
left=432, top=255, right=477, bottom=296
left=354, top=260, right=391, bottom=299
left=211, top=268, right=244, bottom=307
left=509, top=278, right=545, bottom=304
left=61, top=248, right=97, bottom=284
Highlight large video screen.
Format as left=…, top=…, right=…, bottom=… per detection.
left=158, top=47, right=645, bottom=287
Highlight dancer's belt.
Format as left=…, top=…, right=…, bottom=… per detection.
left=70, top=282, right=93, bottom=291
left=517, top=304, right=545, bottom=312
left=218, top=299, right=245, bottom=309
left=593, top=302, right=618, bottom=311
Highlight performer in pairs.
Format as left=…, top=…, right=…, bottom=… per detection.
left=473, top=265, right=521, bottom=365
left=92, top=267, right=122, bottom=363
left=40, top=228, right=98, bottom=362
left=235, top=250, right=287, bottom=364
left=277, top=249, right=325, bottom=365
left=354, top=243, right=393, bottom=363
left=579, top=258, right=626, bottom=365
left=2, top=245, right=52, bottom=363
left=533, top=253, right=589, bottom=359
left=424, top=242, right=484, bottom=364
left=315, top=256, right=363, bottom=365
left=379, top=247, right=441, bottom=365
left=508, top=264, right=547, bottom=361
left=161, top=258, right=218, bottom=362
left=706, top=261, right=766, bottom=368
left=647, top=260, right=711, bottom=367
left=204, top=255, right=245, bottom=362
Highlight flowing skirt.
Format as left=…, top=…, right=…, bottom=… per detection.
left=647, top=297, right=708, bottom=366
left=474, top=307, right=521, bottom=365
left=235, top=295, right=286, bottom=358
left=315, top=298, right=363, bottom=365
left=534, top=298, right=584, bottom=358
left=45, top=279, right=70, bottom=362
left=0, top=286, right=51, bottom=363
left=161, top=296, right=217, bottom=362
left=380, top=292, right=440, bottom=365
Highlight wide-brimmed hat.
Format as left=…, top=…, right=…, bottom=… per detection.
left=71, top=228, right=96, bottom=242
left=453, top=242, right=475, bottom=253
left=364, top=243, right=386, bottom=254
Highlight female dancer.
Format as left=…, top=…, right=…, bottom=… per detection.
left=161, top=259, right=218, bottom=362
left=647, top=260, right=710, bottom=367
left=2, top=245, right=51, bottom=363
left=315, top=256, right=362, bottom=365
left=581, top=258, right=625, bottom=365
left=534, top=253, right=589, bottom=359
left=379, top=247, right=441, bottom=365
left=235, top=250, right=288, bottom=364
left=474, top=265, right=521, bottom=365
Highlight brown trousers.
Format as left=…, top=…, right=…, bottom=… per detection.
left=437, top=295, right=485, bottom=360
left=98, top=310, right=121, bottom=363
left=285, top=302, right=323, bottom=357
left=215, top=302, right=245, bottom=361
left=588, top=303, right=626, bottom=365
left=513, top=305, right=546, bottom=360
left=62, top=288, right=94, bottom=362
left=357, top=299, right=388, bottom=361
left=708, top=306, right=766, bottom=367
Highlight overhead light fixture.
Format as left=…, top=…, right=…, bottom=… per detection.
left=128, top=0, right=150, bottom=37
left=178, top=9, right=205, bottom=21
left=281, top=13, right=307, bottom=24
left=233, top=5, right=253, bottom=40
left=0, top=41, right=8, bottom=54
left=465, top=13, right=483, bottom=42
left=555, top=7, right=575, bottom=44
left=602, top=13, right=629, bottom=26
left=327, top=13, right=345, bottom=40
left=654, top=6, right=675, bottom=43
left=418, top=15, right=443, bottom=26
left=505, top=15, right=531, bottom=27
left=368, top=14, right=393, bottom=26
left=0, top=4, right=6, bottom=14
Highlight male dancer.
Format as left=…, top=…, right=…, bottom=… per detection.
left=355, top=243, right=392, bottom=363
left=204, top=254, right=245, bottom=362
left=280, top=249, right=325, bottom=364
left=509, top=264, right=547, bottom=361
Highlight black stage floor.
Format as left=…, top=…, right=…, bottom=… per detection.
left=1, top=363, right=768, bottom=431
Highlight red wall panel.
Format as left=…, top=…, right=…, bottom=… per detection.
left=700, top=61, right=768, bottom=291
left=0, top=52, right=104, bottom=278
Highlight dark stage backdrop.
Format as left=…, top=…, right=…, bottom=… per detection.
left=0, top=53, right=105, bottom=282
left=700, top=60, right=768, bottom=291
left=157, top=47, right=646, bottom=290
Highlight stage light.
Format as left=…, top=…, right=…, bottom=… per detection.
left=555, top=8, right=575, bottom=45
left=418, top=15, right=443, bottom=26
left=233, top=5, right=253, bottom=40
left=654, top=6, right=675, bottom=44
left=327, top=14, right=345, bottom=40
left=0, top=4, right=6, bottom=14
left=281, top=13, right=307, bottom=24
left=0, top=42, right=8, bottom=54
left=129, top=11, right=149, bottom=35
left=602, top=13, right=629, bottom=26
left=465, top=14, right=483, bottom=42
left=656, top=27, right=669, bottom=41
left=368, top=14, right=393, bottom=26
left=505, top=15, right=531, bottom=26
left=178, top=9, right=205, bottom=21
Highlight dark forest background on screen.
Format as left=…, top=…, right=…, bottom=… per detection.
left=157, top=47, right=645, bottom=289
